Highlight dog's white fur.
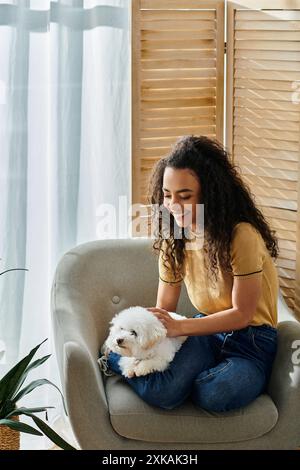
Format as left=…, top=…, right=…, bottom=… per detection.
left=103, top=306, right=188, bottom=378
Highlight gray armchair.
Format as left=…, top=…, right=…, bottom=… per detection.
left=51, top=238, right=300, bottom=450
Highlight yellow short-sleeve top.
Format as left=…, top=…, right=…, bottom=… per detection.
left=158, top=222, right=279, bottom=327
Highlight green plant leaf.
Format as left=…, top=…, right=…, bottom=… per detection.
left=25, top=355, right=51, bottom=375
left=15, top=354, right=51, bottom=396
left=0, top=339, right=47, bottom=403
left=23, top=413, right=76, bottom=450
left=0, top=399, right=16, bottom=419
left=5, top=406, right=54, bottom=419
left=13, top=378, right=67, bottom=415
left=0, top=418, right=43, bottom=436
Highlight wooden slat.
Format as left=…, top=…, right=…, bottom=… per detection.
left=235, top=68, right=300, bottom=81
left=267, top=218, right=297, bottom=233
left=285, top=299, right=296, bottom=310
left=281, top=287, right=296, bottom=298
left=235, top=21, right=300, bottom=31
left=276, top=258, right=296, bottom=270
left=235, top=30, right=300, bottom=40
left=236, top=10, right=300, bottom=21
left=142, top=87, right=216, bottom=100
left=142, top=115, right=216, bottom=128
left=141, top=10, right=216, bottom=21
left=242, top=174, right=297, bottom=191
left=234, top=97, right=299, bottom=112
left=234, top=107, right=300, bottom=123
left=235, top=58, right=300, bottom=72
left=142, top=39, right=216, bottom=50
left=278, top=239, right=297, bottom=253
left=263, top=206, right=297, bottom=222
left=252, top=197, right=297, bottom=211
left=141, top=68, right=217, bottom=80
left=234, top=135, right=299, bottom=152
left=142, top=77, right=217, bottom=89
left=234, top=145, right=299, bottom=163
left=234, top=126, right=298, bottom=142
left=235, top=77, right=297, bottom=92
left=141, top=125, right=216, bottom=138
left=141, top=97, right=216, bottom=109
left=141, top=105, right=215, bottom=118
left=235, top=40, right=300, bottom=51
left=140, top=20, right=216, bottom=31
left=142, top=58, right=216, bottom=69
left=140, top=147, right=170, bottom=158
left=254, top=185, right=297, bottom=201
left=141, top=0, right=222, bottom=8
left=278, top=249, right=297, bottom=261
left=285, top=298, right=295, bottom=309
left=277, top=267, right=297, bottom=280
left=234, top=88, right=296, bottom=102
left=234, top=116, right=299, bottom=132
left=280, top=279, right=295, bottom=290
left=235, top=49, right=300, bottom=61
left=141, top=30, right=216, bottom=40
left=141, top=134, right=215, bottom=148
left=271, top=228, right=297, bottom=243
left=277, top=277, right=296, bottom=290
left=142, top=49, right=216, bottom=60
left=236, top=155, right=299, bottom=173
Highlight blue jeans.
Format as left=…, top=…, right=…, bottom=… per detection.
left=106, top=312, right=278, bottom=412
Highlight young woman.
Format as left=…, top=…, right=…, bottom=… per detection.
left=107, top=135, right=279, bottom=412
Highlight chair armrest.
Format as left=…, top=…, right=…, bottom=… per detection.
left=63, top=340, right=121, bottom=449
left=268, top=321, right=300, bottom=432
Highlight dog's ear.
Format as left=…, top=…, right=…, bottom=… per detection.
left=142, top=324, right=166, bottom=351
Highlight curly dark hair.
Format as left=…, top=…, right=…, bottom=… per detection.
left=147, top=135, right=278, bottom=283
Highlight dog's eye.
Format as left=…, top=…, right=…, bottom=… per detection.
left=130, top=330, right=137, bottom=337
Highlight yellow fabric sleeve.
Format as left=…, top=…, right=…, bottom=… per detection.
left=230, top=223, right=266, bottom=279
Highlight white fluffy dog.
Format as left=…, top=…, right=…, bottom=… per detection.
left=102, top=306, right=188, bottom=378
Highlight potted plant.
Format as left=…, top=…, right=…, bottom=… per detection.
left=0, top=338, right=76, bottom=450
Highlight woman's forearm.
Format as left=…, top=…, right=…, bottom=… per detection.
left=179, top=308, right=250, bottom=336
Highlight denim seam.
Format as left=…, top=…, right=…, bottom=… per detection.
left=254, top=333, right=277, bottom=342
left=251, top=332, right=276, bottom=354
left=194, top=359, right=232, bottom=384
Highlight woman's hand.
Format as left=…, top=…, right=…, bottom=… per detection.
left=146, top=307, right=184, bottom=338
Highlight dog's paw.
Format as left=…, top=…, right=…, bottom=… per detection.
left=123, top=368, right=136, bottom=378
left=134, top=361, right=154, bottom=377
left=119, top=357, right=138, bottom=378
left=101, top=342, right=111, bottom=357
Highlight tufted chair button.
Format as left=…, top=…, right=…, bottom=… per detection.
left=112, top=295, right=120, bottom=304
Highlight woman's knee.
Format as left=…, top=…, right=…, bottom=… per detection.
left=192, top=380, right=240, bottom=412
left=191, top=359, right=266, bottom=412
left=192, top=386, right=263, bottom=412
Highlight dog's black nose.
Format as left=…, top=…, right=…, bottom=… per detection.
left=117, top=338, right=124, bottom=345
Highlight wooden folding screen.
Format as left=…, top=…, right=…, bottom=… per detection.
left=226, top=0, right=300, bottom=318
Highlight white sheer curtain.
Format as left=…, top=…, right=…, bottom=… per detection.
left=0, top=0, right=130, bottom=449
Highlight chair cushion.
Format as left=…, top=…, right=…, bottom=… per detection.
left=105, top=375, right=278, bottom=444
